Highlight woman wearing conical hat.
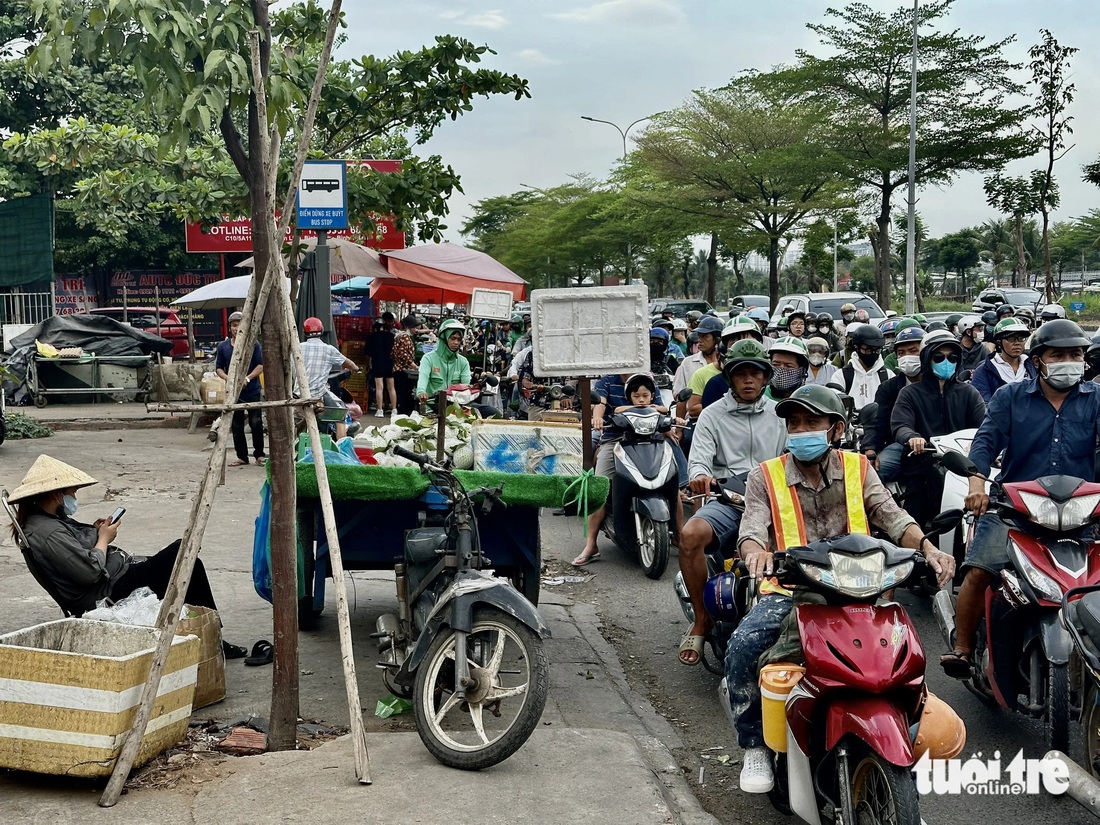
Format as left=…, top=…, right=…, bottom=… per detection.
left=6, top=455, right=246, bottom=658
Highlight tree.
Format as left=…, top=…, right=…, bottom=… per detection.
left=634, top=80, right=849, bottom=310
left=984, top=172, right=1045, bottom=288
left=1027, top=29, right=1078, bottom=301
left=763, top=0, right=1033, bottom=309
left=974, top=218, right=1014, bottom=286
left=936, top=231, right=980, bottom=295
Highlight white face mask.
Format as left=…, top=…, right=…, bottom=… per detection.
left=971, top=331, right=984, bottom=344
left=808, top=353, right=826, bottom=367
left=1042, top=360, right=1085, bottom=391
left=898, top=355, right=922, bottom=377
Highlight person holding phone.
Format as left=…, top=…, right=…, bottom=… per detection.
left=7, top=455, right=247, bottom=658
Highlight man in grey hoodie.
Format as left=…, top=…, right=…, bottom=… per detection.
left=676, top=339, right=787, bottom=666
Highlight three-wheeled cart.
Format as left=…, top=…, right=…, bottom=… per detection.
left=28, top=354, right=153, bottom=407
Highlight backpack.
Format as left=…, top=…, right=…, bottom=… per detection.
left=841, top=363, right=891, bottom=396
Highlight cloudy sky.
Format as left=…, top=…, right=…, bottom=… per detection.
left=340, top=1, right=1100, bottom=246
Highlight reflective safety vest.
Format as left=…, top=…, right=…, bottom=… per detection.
left=760, top=451, right=869, bottom=551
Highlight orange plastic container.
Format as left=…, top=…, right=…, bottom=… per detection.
left=353, top=446, right=377, bottom=465
left=759, top=663, right=805, bottom=753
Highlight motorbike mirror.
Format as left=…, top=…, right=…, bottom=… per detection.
left=549, top=384, right=564, bottom=400
left=927, top=508, right=964, bottom=537
left=858, top=402, right=879, bottom=427
left=483, top=374, right=500, bottom=387
left=957, top=369, right=973, bottom=383
left=676, top=387, right=693, bottom=403
left=939, top=450, right=979, bottom=478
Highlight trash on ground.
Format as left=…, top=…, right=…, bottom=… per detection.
left=375, top=695, right=413, bottom=718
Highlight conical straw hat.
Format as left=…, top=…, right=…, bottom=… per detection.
left=6, top=455, right=98, bottom=503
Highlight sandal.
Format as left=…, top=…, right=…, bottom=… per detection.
left=572, top=551, right=601, bottom=567
left=222, top=641, right=248, bottom=660
left=244, top=639, right=274, bottom=667
left=940, top=650, right=973, bottom=679
left=229, top=459, right=249, bottom=467
left=679, top=635, right=705, bottom=667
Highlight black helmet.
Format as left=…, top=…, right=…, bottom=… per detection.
left=687, top=330, right=700, bottom=346
left=816, top=311, right=833, bottom=326
left=945, top=312, right=964, bottom=330
left=774, top=385, right=846, bottom=422
left=981, top=310, right=997, bottom=327
left=686, top=310, right=704, bottom=323
left=995, top=304, right=1015, bottom=319
left=624, top=373, right=658, bottom=399
left=695, top=315, right=725, bottom=336
left=925, top=320, right=948, bottom=332
left=1029, top=318, right=1091, bottom=359
left=722, top=339, right=772, bottom=381
left=849, top=324, right=885, bottom=349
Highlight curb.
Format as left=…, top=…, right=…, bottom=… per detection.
left=27, top=416, right=193, bottom=432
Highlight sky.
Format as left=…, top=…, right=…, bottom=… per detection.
left=338, top=1, right=1100, bottom=246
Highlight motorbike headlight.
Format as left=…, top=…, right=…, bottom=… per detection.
left=1018, top=491, right=1061, bottom=530
left=799, top=551, right=887, bottom=599
left=629, top=413, right=658, bottom=435
left=1060, top=493, right=1100, bottom=531
left=882, top=561, right=915, bottom=591
left=1009, top=540, right=1062, bottom=602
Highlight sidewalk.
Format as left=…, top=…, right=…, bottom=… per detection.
left=13, top=400, right=198, bottom=431
left=0, top=427, right=717, bottom=825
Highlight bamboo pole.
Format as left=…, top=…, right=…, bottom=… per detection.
left=99, top=1, right=347, bottom=803
left=148, top=398, right=319, bottom=414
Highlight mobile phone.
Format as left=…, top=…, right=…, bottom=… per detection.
left=108, top=507, right=126, bottom=525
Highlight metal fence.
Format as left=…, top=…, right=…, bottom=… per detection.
left=0, top=291, right=53, bottom=325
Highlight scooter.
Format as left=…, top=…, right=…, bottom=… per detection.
left=373, top=445, right=551, bottom=770
left=1062, top=584, right=1100, bottom=777
left=761, top=531, right=962, bottom=825
left=933, top=450, right=1100, bottom=753
left=600, top=389, right=690, bottom=580
left=673, top=475, right=751, bottom=674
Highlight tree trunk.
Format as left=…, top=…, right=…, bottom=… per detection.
left=873, top=184, right=893, bottom=309
left=1042, top=206, right=1054, bottom=303
left=1014, top=215, right=1026, bottom=289
left=768, top=235, right=780, bottom=311
left=706, top=231, right=718, bottom=305
left=733, top=255, right=745, bottom=296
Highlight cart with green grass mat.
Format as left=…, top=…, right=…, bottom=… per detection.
left=288, top=439, right=608, bottom=628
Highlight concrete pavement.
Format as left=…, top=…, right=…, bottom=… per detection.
left=0, top=413, right=717, bottom=825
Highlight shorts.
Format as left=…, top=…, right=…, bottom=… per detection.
left=690, top=500, right=743, bottom=552
left=963, top=512, right=1010, bottom=574
left=594, top=440, right=618, bottom=478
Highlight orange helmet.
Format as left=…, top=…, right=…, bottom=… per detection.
left=303, top=317, right=324, bottom=337
left=912, top=691, right=966, bottom=760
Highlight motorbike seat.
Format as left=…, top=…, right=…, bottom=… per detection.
left=1070, top=593, right=1100, bottom=661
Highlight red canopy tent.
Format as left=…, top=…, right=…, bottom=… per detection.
left=373, top=242, right=526, bottom=304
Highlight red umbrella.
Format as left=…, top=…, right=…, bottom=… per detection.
left=373, top=242, right=526, bottom=303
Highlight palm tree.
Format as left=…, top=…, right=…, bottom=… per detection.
left=975, top=219, right=1014, bottom=287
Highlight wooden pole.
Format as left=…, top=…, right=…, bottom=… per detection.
left=435, top=390, right=447, bottom=463
left=148, top=398, right=319, bottom=414
left=581, top=378, right=594, bottom=470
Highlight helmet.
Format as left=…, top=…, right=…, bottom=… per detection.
left=653, top=317, right=675, bottom=331
left=686, top=310, right=704, bottom=323
left=1088, top=332, right=1100, bottom=363
left=687, top=330, right=700, bottom=346
left=1029, top=318, right=1090, bottom=358
left=850, top=323, right=885, bottom=349
left=777, top=316, right=789, bottom=331
left=957, top=315, right=983, bottom=337
left=840, top=302, right=857, bottom=314
left=510, top=313, right=524, bottom=325
left=925, top=320, right=948, bottom=332
left=817, top=311, right=833, bottom=326
left=1014, top=306, right=1035, bottom=321
left=747, top=307, right=770, bottom=323
left=228, top=311, right=244, bottom=323
left=703, top=571, right=747, bottom=623
left=912, top=692, right=967, bottom=761
left=1040, top=303, right=1066, bottom=322
left=786, top=309, right=806, bottom=323
left=981, top=310, right=997, bottom=327
left=649, top=327, right=670, bottom=342
left=945, top=312, right=964, bottom=330
left=805, top=336, right=830, bottom=355
left=894, top=326, right=925, bottom=346
left=774, top=384, right=846, bottom=422
left=919, top=329, right=962, bottom=373
left=878, top=318, right=900, bottom=335
left=438, top=318, right=466, bottom=338
left=910, top=312, right=928, bottom=328
left=402, top=314, right=421, bottom=329
left=995, top=304, right=1015, bottom=319
left=769, top=335, right=810, bottom=364
left=695, top=315, right=725, bottom=336
left=844, top=321, right=864, bottom=339
left=722, top=339, right=772, bottom=380
left=624, top=372, right=658, bottom=400
left=992, top=317, right=1029, bottom=340
left=303, top=316, right=324, bottom=337
left=721, top=315, right=762, bottom=341
left=854, top=309, right=870, bottom=323
left=671, top=318, right=689, bottom=331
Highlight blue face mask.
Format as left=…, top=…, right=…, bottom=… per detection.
left=931, top=359, right=957, bottom=380
left=787, top=429, right=831, bottom=462
left=61, top=494, right=78, bottom=517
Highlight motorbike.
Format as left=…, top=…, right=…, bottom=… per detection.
left=373, top=445, right=551, bottom=770
left=1062, top=584, right=1100, bottom=777
left=600, top=388, right=691, bottom=580
left=673, top=475, right=751, bottom=674
left=760, top=532, right=958, bottom=825
left=933, top=450, right=1100, bottom=753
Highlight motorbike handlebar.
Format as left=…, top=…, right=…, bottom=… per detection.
left=392, top=445, right=429, bottom=467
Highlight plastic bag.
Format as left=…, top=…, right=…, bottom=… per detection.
left=83, top=586, right=161, bottom=626
left=252, top=481, right=306, bottom=605
left=298, top=436, right=361, bottom=466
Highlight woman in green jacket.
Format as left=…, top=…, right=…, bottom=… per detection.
left=417, top=318, right=472, bottom=402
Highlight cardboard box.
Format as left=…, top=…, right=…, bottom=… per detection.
left=0, top=619, right=200, bottom=777
left=199, top=373, right=226, bottom=406
left=472, top=419, right=583, bottom=476
left=178, top=606, right=225, bottom=710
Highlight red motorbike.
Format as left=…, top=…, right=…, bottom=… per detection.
left=934, top=451, right=1100, bottom=753
left=766, top=527, right=964, bottom=825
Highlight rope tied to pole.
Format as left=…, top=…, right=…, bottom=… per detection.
left=562, top=468, right=596, bottom=536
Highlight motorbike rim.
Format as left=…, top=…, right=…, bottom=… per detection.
left=413, top=609, right=548, bottom=770
left=637, top=515, right=670, bottom=580
left=848, top=746, right=921, bottom=825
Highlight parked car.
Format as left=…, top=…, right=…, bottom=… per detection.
left=649, top=299, right=715, bottom=319
left=728, top=294, right=770, bottom=316
left=770, top=291, right=886, bottom=326
left=86, top=307, right=190, bottom=358
left=971, top=287, right=1042, bottom=314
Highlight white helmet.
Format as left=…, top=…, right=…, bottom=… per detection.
left=957, top=315, right=984, bottom=337
left=671, top=318, right=689, bottom=331
left=1041, top=303, right=1066, bottom=322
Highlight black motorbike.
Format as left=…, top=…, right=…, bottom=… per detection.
left=1063, top=584, right=1100, bottom=776
left=373, top=446, right=550, bottom=770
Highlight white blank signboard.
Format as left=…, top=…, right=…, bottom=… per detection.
left=530, top=285, right=648, bottom=377
left=469, top=288, right=515, bottom=321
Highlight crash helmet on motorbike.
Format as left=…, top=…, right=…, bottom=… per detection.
left=894, top=325, right=925, bottom=346
left=686, top=310, right=704, bottom=325
left=624, top=372, right=658, bottom=403
left=671, top=318, right=689, bottom=332
left=817, top=311, right=834, bottom=327
left=991, top=317, right=1029, bottom=345
left=704, top=571, right=743, bottom=622
left=721, top=339, right=772, bottom=382
left=649, top=327, right=671, bottom=361
left=720, top=315, right=762, bottom=343
left=686, top=330, right=700, bottom=347
left=945, top=312, right=964, bottom=333
left=995, top=304, right=1015, bottom=320
left=649, top=326, right=671, bottom=343
left=303, top=316, right=325, bottom=338
left=1040, top=303, right=1066, bottom=323
left=653, top=317, right=675, bottom=332
left=695, top=315, right=726, bottom=337
left=919, top=329, right=963, bottom=377
left=877, top=318, right=900, bottom=335
left=1087, top=332, right=1100, bottom=367
left=805, top=337, right=830, bottom=366
left=438, top=318, right=467, bottom=340
left=839, top=302, right=857, bottom=322
left=1028, top=318, right=1091, bottom=359
left=747, top=307, right=771, bottom=323
left=854, top=309, right=870, bottom=323
left=1014, top=305, right=1036, bottom=327
left=925, top=320, right=949, bottom=332
left=957, top=315, right=984, bottom=339
left=774, top=384, right=846, bottom=422
left=849, top=323, right=885, bottom=350
left=910, top=312, right=928, bottom=329
left=981, top=310, right=997, bottom=328
left=769, top=335, right=810, bottom=366
left=777, top=316, right=789, bottom=332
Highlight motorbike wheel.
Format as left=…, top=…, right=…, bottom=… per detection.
left=413, top=608, right=549, bottom=770
left=847, top=744, right=922, bottom=825
left=1048, top=661, right=1071, bottom=754
left=1084, top=679, right=1100, bottom=778
left=638, top=516, right=670, bottom=580
left=767, top=752, right=792, bottom=815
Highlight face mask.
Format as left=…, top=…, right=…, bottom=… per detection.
left=898, top=355, right=922, bottom=377
left=1043, top=361, right=1085, bottom=391
left=771, top=366, right=806, bottom=392
left=808, top=353, right=826, bottom=367
left=842, top=312, right=856, bottom=323
left=61, top=494, right=78, bottom=517
left=806, top=326, right=817, bottom=335
left=971, top=331, right=984, bottom=345
left=650, top=343, right=666, bottom=360
left=931, top=358, right=957, bottom=380
left=787, top=429, right=831, bottom=462
left=856, top=350, right=879, bottom=369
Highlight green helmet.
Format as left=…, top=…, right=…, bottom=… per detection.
left=438, top=319, right=467, bottom=338
left=722, top=339, right=772, bottom=380
left=894, top=317, right=920, bottom=332
left=992, top=317, right=1029, bottom=340
left=722, top=315, right=763, bottom=341
left=769, top=335, right=810, bottom=364
left=774, top=384, right=846, bottom=422
left=510, top=313, right=524, bottom=325
left=777, top=316, right=789, bottom=331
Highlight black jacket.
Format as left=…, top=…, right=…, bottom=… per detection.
left=890, top=348, right=986, bottom=446
left=864, top=373, right=917, bottom=453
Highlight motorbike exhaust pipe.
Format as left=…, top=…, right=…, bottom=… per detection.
left=673, top=572, right=696, bottom=623
left=375, top=613, right=400, bottom=654
left=933, top=588, right=956, bottom=646
left=1044, top=751, right=1100, bottom=815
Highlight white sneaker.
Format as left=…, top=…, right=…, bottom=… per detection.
left=374, top=409, right=384, bottom=417
left=739, top=747, right=774, bottom=794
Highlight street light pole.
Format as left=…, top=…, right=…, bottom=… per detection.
left=904, top=0, right=919, bottom=316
